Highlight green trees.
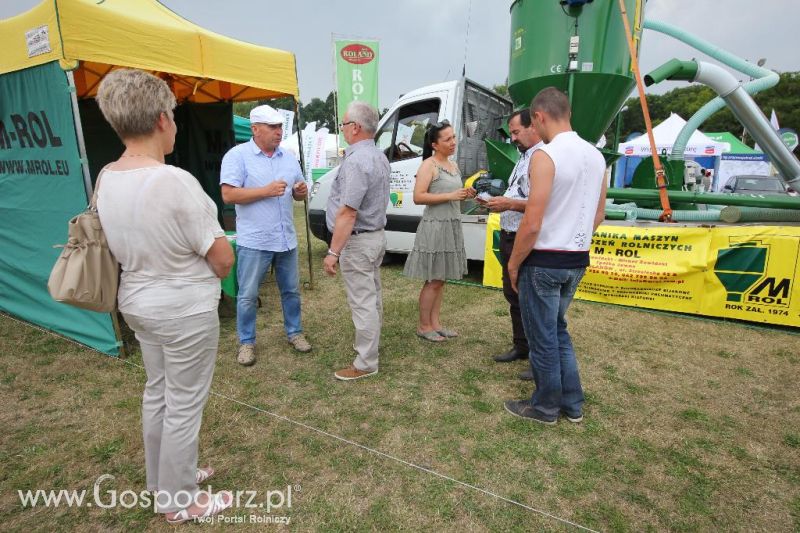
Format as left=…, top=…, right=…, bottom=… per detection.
left=299, top=91, right=337, bottom=130
left=232, top=96, right=294, bottom=120
left=610, top=71, right=799, bottom=151
left=492, top=83, right=509, bottom=97
left=232, top=91, right=338, bottom=132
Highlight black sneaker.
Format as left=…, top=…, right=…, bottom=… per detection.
left=503, top=400, right=557, bottom=425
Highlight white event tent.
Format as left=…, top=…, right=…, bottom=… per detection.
left=615, top=113, right=724, bottom=187
left=618, top=113, right=724, bottom=157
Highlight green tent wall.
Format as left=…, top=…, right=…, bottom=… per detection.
left=0, top=61, right=119, bottom=354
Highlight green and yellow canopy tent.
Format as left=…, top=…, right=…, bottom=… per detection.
left=0, top=0, right=299, bottom=355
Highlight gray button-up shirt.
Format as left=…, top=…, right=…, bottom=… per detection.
left=500, top=141, right=543, bottom=232
left=326, top=139, right=390, bottom=233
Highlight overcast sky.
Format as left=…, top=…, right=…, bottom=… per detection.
left=2, top=0, right=797, bottom=109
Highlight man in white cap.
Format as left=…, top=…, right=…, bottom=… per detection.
left=220, top=104, right=311, bottom=366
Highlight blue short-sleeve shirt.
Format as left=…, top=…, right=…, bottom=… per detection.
left=220, top=139, right=304, bottom=251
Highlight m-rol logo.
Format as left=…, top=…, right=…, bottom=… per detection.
left=704, top=145, right=716, bottom=155
left=624, top=146, right=634, bottom=155
left=341, top=44, right=375, bottom=65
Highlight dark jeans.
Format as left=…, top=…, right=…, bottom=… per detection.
left=499, top=230, right=529, bottom=353
left=518, top=265, right=586, bottom=420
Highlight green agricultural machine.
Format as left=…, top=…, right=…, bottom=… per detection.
left=487, top=0, right=645, bottom=178
left=487, top=0, right=800, bottom=221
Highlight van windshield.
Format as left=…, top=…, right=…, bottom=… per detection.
left=375, top=99, right=441, bottom=162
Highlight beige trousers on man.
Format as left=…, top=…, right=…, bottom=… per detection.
left=340, top=230, right=385, bottom=372
left=122, top=310, right=218, bottom=513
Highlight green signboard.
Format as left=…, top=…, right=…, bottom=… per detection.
left=0, top=61, right=118, bottom=354
left=779, top=128, right=799, bottom=151
left=335, top=39, right=379, bottom=146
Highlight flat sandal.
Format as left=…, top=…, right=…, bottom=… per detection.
left=416, top=330, right=446, bottom=342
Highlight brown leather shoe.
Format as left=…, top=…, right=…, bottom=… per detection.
left=334, top=365, right=378, bottom=381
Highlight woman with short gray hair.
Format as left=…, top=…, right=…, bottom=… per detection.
left=96, top=68, right=234, bottom=524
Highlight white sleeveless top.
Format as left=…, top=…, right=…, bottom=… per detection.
left=535, top=131, right=605, bottom=252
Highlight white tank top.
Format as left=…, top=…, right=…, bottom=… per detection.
left=535, top=131, right=606, bottom=252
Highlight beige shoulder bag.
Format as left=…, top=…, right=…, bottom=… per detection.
left=48, top=170, right=119, bottom=312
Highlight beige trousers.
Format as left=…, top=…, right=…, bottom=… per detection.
left=340, top=230, right=385, bottom=372
left=122, top=310, right=218, bottom=513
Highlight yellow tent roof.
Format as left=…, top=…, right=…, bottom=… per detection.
left=0, top=0, right=298, bottom=102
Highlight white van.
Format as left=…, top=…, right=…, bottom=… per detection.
left=308, top=78, right=513, bottom=260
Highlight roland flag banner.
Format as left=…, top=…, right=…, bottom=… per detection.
left=334, top=39, right=379, bottom=146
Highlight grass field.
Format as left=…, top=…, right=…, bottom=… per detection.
left=1, top=207, right=799, bottom=532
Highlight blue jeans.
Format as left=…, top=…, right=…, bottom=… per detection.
left=236, top=246, right=302, bottom=344
left=518, top=265, right=586, bottom=420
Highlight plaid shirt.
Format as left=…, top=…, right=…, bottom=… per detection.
left=500, top=142, right=542, bottom=232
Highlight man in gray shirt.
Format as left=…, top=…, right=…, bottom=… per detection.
left=323, top=101, right=390, bottom=381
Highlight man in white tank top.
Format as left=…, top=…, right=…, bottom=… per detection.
left=504, top=87, right=608, bottom=425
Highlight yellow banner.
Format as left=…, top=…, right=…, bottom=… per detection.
left=579, top=226, right=710, bottom=314
left=700, top=227, right=800, bottom=326
left=482, top=214, right=503, bottom=288
left=482, top=224, right=800, bottom=327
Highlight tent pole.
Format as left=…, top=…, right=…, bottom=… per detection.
left=110, top=312, right=127, bottom=358
left=66, top=69, right=127, bottom=358
left=294, top=99, right=315, bottom=290
left=66, top=70, right=93, bottom=201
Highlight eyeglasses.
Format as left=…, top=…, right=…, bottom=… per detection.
left=431, top=120, right=450, bottom=128
left=339, top=121, right=356, bottom=129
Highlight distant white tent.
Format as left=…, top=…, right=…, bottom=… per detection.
left=280, top=132, right=339, bottom=166
left=614, top=113, right=725, bottom=187
left=618, top=113, right=724, bottom=157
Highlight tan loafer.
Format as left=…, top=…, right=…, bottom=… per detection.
left=334, top=365, right=378, bottom=381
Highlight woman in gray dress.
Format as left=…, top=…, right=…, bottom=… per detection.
left=403, top=121, right=476, bottom=341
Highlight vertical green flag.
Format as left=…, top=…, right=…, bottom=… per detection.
left=335, top=39, right=379, bottom=146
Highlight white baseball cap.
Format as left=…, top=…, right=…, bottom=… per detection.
left=250, top=105, right=283, bottom=125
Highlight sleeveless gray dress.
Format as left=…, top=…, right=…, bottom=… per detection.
left=403, top=164, right=468, bottom=281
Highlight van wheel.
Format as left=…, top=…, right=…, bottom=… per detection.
left=381, top=252, right=404, bottom=266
